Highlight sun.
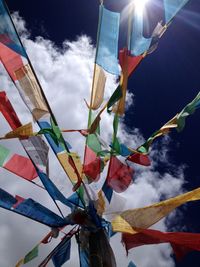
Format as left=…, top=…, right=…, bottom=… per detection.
left=133, top=0, right=149, bottom=16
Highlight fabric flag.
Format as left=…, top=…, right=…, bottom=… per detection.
left=128, top=261, right=137, bottom=267
left=52, top=238, right=71, bottom=267
left=107, top=156, right=134, bottom=193
left=15, top=64, right=49, bottom=120
left=0, top=42, right=24, bottom=81
left=15, top=245, right=39, bottom=266
left=20, top=136, right=49, bottom=172
left=177, top=91, right=200, bottom=132
left=117, top=62, right=128, bottom=115
left=127, top=153, right=151, bottom=166
left=112, top=186, right=200, bottom=234
left=0, top=144, right=37, bottom=180
left=102, top=181, right=113, bottom=203
left=119, top=48, right=143, bottom=78
left=107, top=85, right=123, bottom=114
left=130, top=7, right=152, bottom=56
left=0, top=188, right=68, bottom=227
left=117, top=48, right=143, bottom=115
left=163, top=0, right=189, bottom=23
left=39, top=234, right=72, bottom=267
left=0, top=91, right=21, bottom=129
left=83, top=133, right=102, bottom=182
left=96, top=5, right=120, bottom=75
left=122, top=228, right=200, bottom=260
left=0, top=0, right=27, bottom=57
left=91, top=64, right=106, bottom=110
left=2, top=122, right=34, bottom=139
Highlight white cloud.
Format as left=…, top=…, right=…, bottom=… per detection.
left=0, top=13, right=186, bottom=267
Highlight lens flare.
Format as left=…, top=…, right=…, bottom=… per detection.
left=134, top=0, right=149, bottom=16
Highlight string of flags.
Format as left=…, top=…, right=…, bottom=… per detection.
left=0, top=0, right=198, bottom=266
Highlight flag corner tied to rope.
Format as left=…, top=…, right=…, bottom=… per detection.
left=96, top=5, right=120, bottom=76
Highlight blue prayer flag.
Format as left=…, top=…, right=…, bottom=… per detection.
left=52, top=239, right=71, bottom=267
left=96, top=5, right=120, bottom=75
left=102, top=182, right=113, bottom=203
left=130, top=10, right=152, bottom=56
left=163, top=0, right=189, bottom=23
left=0, top=188, right=67, bottom=227
left=128, top=261, right=137, bottom=267
left=0, top=0, right=27, bottom=57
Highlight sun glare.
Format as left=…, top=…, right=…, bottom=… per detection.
left=133, top=0, right=149, bottom=16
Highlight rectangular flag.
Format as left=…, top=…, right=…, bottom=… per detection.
left=91, top=65, right=106, bottom=110
left=0, top=91, right=21, bottom=129
left=0, top=143, right=37, bottom=180
left=96, top=5, right=120, bottom=75
left=0, top=43, right=24, bottom=81
left=130, top=9, right=152, bottom=56
left=15, top=64, right=49, bottom=120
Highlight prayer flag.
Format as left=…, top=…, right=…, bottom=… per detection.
left=127, top=153, right=151, bottom=166
left=96, top=5, right=120, bottom=75
left=122, top=228, right=200, bottom=260
left=130, top=9, right=152, bottom=56
left=112, top=187, right=200, bottom=234
left=15, top=64, right=49, bottom=120
left=0, top=43, right=24, bottom=81
left=0, top=91, right=21, bottom=129
left=91, top=65, right=106, bottom=110
left=0, top=188, right=67, bottom=227
left=52, top=238, right=71, bottom=267
left=119, top=48, right=143, bottom=77
left=0, top=0, right=27, bottom=57
left=107, top=156, right=134, bottom=193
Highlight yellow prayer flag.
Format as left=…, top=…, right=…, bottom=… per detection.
left=97, top=190, right=106, bottom=216
left=112, top=187, right=200, bottom=234
left=15, top=64, right=49, bottom=120
left=91, top=64, right=106, bottom=110
left=4, top=123, right=33, bottom=139
left=57, top=152, right=82, bottom=183
left=15, top=258, right=24, bottom=267
left=117, top=69, right=128, bottom=116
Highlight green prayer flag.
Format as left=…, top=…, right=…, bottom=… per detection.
left=24, top=245, right=39, bottom=264
left=87, top=134, right=101, bottom=153
left=107, top=85, right=123, bottom=113
left=177, top=92, right=200, bottom=132
left=0, top=144, right=10, bottom=166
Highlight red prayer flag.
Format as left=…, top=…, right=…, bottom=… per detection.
left=0, top=41, right=24, bottom=81
left=83, top=146, right=101, bottom=181
left=127, top=153, right=151, bottom=166
left=0, top=91, right=21, bottom=129
left=4, top=154, right=37, bottom=180
left=122, top=228, right=200, bottom=260
left=119, top=48, right=143, bottom=77
left=107, top=156, right=134, bottom=193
